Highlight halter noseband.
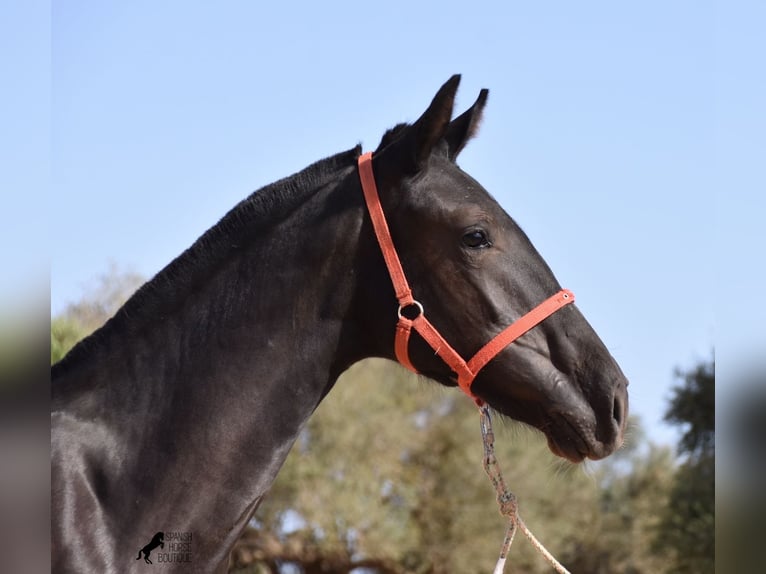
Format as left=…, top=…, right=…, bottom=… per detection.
left=358, top=152, right=575, bottom=406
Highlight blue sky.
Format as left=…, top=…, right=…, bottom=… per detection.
left=4, top=1, right=763, bottom=447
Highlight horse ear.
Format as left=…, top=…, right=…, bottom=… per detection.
left=374, top=75, right=461, bottom=177
left=445, top=88, right=488, bottom=161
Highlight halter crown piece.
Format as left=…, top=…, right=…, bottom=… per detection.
left=357, top=152, right=575, bottom=406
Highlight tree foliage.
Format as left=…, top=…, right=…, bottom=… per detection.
left=51, top=316, right=91, bottom=365
left=665, top=359, right=715, bottom=460
left=50, top=264, right=144, bottom=364
left=232, top=360, right=676, bottom=574
left=653, top=357, right=715, bottom=573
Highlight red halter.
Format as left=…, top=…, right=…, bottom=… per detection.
left=358, top=152, right=575, bottom=406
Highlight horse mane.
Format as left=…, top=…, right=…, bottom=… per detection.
left=53, top=145, right=362, bottom=377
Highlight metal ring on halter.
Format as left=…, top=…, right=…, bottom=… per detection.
left=397, top=300, right=424, bottom=320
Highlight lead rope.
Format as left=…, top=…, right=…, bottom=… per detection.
left=479, top=405, right=572, bottom=574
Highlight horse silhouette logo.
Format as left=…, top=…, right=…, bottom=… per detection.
left=136, top=532, right=164, bottom=564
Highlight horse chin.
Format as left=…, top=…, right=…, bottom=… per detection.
left=487, top=402, right=593, bottom=463
left=477, top=374, right=607, bottom=463
left=435, top=366, right=621, bottom=463
left=545, top=436, right=587, bottom=463
left=541, top=417, right=590, bottom=463
left=541, top=411, right=623, bottom=463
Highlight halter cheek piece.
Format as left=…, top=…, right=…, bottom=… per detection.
left=358, top=152, right=575, bottom=406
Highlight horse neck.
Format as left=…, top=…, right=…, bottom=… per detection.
left=52, top=167, right=372, bottom=566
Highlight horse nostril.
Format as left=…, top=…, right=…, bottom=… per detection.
left=612, top=393, right=625, bottom=429
left=593, top=382, right=629, bottom=457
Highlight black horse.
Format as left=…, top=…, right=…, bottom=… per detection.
left=51, top=76, right=628, bottom=573
left=136, top=532, right=164, bottom=564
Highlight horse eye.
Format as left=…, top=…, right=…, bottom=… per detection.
left=462, top=229, right=491, bottom=249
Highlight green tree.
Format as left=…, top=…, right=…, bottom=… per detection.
left=564, top=440, right=675, bottom=574
left=654, top=357, right=715, bottom=573
left=50, top=265, right=143, bottom=363
left=51, top=316, right=90, bottom=364
left=233, top=360, right=675, bottom=574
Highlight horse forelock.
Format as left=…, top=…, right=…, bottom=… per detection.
left=376, top=123, right=409, bottom=151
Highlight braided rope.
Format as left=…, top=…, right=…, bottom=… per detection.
left=479, top=406, right=572, bottom=574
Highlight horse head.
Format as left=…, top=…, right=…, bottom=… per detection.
left=366, top=76, right=628, bottom=462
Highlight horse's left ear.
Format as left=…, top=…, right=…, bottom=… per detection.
left=445, top=88, right=488, bottom=161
